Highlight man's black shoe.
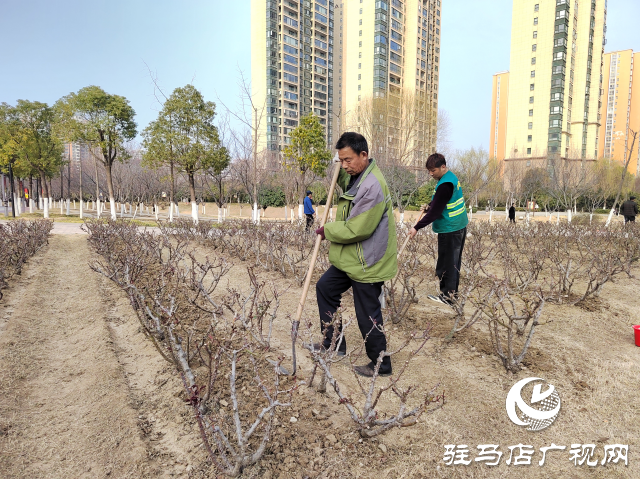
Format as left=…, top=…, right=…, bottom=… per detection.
left=353, top=362, right=392, bottom=377
left=311, top=342, right=346, bottom=356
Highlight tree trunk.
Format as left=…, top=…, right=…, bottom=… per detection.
left=104, top=162, right=117, bottom=220
left=29, top=176, right=34, bottom=213
left=169, top=161, right=175, bottom=222
left=41, top=172, right=49, bottom=218
left=189, top=173, right=198, bottom=224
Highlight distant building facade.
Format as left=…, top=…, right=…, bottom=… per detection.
left=597, top=50, right=640, bottom=174
left=490, top=71, right=510, bottom=162
left=251, top=0, right=336, bottom=157
left=500, top=0, right=606, bottom=165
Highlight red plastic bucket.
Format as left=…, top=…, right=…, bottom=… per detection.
left=634, top=325, right=640, bottom=347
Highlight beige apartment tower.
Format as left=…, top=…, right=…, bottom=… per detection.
left=503, top=0, right=606, bottom=165
left=490, top=71, right=510, bottom=162
left=251, top=0, right=336, bottom=157
left=341, top=0, right=442, bottom=165
left=597, top=50, right=640, bottom=175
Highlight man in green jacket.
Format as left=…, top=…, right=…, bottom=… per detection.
left=409, top=153, right=469, bottom=306
left=314, top=132, right=397, bottom=377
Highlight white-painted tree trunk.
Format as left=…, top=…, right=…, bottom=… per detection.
left=176, top=203, right=180, bottom=217
left=290, top=209, right=295, bottom=224
left=79, top=199, right=83, bottom=219
left=191, top=201, right=198, bottom=224
left=253, top=202, right=258, bottom=224
left=589, top=213, right=593, bottom=224
left=154, top=204, right=159, bottom=221
left=298, top=203, right=303, bottom=220
left=605, top=208, right=615, bottom=227
left=489, top=209, right=493, bottom=222
left=39, top=197, right=43, bottom=209
left=110, top=199, right=117, bottom=220
left=120, top=203, right=124, bottom=218
left=29, top=198, right=33, bottom=213
left=399, top=211, right=405, bottom=224
left=60, top=200, right=64, bottom=215
left=169, top=201, right=174, bottom=222
left=505, top=206, right=509, bottom=221
left=43, top=195, right=49, bottom=218
left=284, top=205, right=288, bottom=222
left=525, top=211, right=530, bottom=224
left=469, top=207, right=473, bottom=221
left=329, top=206, right=333, bottom=220
left=218, top=205, right=223, bottom=223
left=73, top=200, right=76, bottom=209
left=96, top=200, right=101, bottom=219
left=567, top=209, right=572, bottom=224
left=66, top=199, right=70, bottom=216
left=556, top=212, right=560, bottom=225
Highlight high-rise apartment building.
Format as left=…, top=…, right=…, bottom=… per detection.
left=251, top=0, right=336, bottom=157
left=503, top=0, right=606, bottom=165
left=597, top=50, right=640, bottom=174
left=341, top=0, right=442, bottom=165
left=490, top=71, right=510, bottom=162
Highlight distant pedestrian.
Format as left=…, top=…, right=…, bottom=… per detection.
left=621, top=196, right=638, bottom=224
left=304, top=190, right=316, bottom=231
left=408, top=153, right=469, bottom=306
left=509, top=203, right=516, bottom=223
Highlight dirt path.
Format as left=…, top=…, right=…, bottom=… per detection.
left=0, top=235, right=157, bottom=478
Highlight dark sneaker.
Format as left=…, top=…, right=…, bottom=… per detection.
left=428, top=294, right=451, bottom=305
left=311, top=342, right=346, bottom=356
left=353, top=363, right=392, bottom=377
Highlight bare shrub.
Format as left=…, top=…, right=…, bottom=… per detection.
left=480, top=281, right=547, bottom=373
left=0, top=219, right=53, bottom=299
left=300, top=315, right=444, bottom=437
left=85, top=219, right=296, bottom=476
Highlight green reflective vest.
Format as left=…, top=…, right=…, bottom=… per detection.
left=431, top=170, right=469, bottom=234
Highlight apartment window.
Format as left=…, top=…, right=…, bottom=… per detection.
left=528, top=135, right=533, bottom=142
left=358, top=74, right=361, bottom=80
left=359, top=30, right=362, bottom=36
left=529, top=109, right=534, bottom=116
left=533, top=17, right=538, bottom=25
left=529, top=96, right=534, bottom=103
left=359, top=41, right=362, bottom=47
left=359, top=52, right=362, bottom=58
left=358, top=63, right=361, bottom=69
left=533, top=31, right=538, bottom=38
left=530, top=83, right=535, bottom=91
left=527, top=148, right=532, bottom=154
left=531, top=71, right=535, bottom=78
left=534, top=3, right=539, bottom=11
left=531, top=57, right=536, bottom=65
left=360, top=8, right=363, bottom=13
left=358, top=85, right=361, bottom=91
left=528, top=122, right=533, bottom=129
left=532, top=44, right=537, bottom=52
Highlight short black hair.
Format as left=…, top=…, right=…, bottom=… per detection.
left=631, top=196, right=637, bottom=200
left=306, top=190, right=312, bottom=196
left=335, top=132, right=368, bottom=155
left=426, top=153, right=446, bottom=169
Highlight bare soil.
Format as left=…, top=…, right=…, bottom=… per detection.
left=0, top=233, right=638, bottom=478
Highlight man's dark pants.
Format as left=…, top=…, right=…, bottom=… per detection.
left=624, top=215, right=636, bottom=224
left=305, top=214, right=314, bottom=231
left=436, top=227, right=467, bottom=300
left=316, top=266, right=391, bottom=372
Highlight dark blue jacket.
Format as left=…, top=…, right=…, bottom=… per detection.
left=304, top=196, right=315, bottom=215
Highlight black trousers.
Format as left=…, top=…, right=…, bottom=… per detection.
left=509, top=217, right=515, bottom=223
left=316, top=266, right=391, bottom=371
left=305, top=214, right=314, bottom=231
left=436, top=227, right=467, bottom=299
left=624, top=215, right=636, bottom=224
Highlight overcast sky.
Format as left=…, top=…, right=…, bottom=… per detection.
left=1, top=0, right=638, bottom=152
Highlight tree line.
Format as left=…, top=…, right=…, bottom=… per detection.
left=2, top=81, right=638, bottom=222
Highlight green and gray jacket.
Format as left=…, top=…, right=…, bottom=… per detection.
left=324, top=159, right=398, bottom=283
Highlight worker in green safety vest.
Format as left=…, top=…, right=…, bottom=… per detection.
left=408, top=153, right=469, bottom=306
